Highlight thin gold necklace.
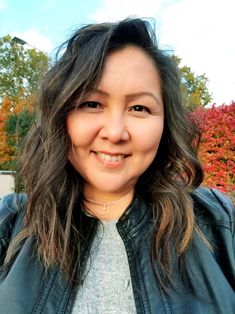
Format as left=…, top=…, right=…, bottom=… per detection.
left=86, top=193, right=131, bottom=211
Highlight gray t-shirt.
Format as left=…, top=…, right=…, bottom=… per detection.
left=72, top=220, right=137, bottom=313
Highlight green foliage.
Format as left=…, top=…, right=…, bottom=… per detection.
left=1, top=109, right=35, bottom=171
left=0, top=35, right=48, bottom=100
left=0, top=159, right=17, bottom=171
left=5, top=110, right=35, bottom=151
left=174, top=56, right=212, bottom=111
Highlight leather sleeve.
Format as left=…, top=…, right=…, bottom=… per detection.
left=192, top=186, right=235, bottom=233
left=191, top=186, right=235, bottom=289
left=0, top=193, right=26, bottom=266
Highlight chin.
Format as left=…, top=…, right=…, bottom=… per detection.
left=98, top=185, right=126, bottom=194
left=88, top=180, right=132, bottom=195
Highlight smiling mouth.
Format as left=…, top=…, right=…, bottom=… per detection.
left=95, top=152, right=128, bottom=162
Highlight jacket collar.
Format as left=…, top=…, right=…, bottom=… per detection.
left=79, top=194, right=152, bottom=234
left=117, top=194, right=152, bottom=233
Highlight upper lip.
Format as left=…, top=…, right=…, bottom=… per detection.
left=93, top=151, right=130, bottom=156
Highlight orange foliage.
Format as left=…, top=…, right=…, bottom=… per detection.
left=0, top=93, right=36, bottom=165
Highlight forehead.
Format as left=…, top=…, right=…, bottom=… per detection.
left=104, top=45, right=158, bottom=74
left=96, top=46, right=162, bottom=101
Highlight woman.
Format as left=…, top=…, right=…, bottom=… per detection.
left=0, top=18, right=234, bottom=314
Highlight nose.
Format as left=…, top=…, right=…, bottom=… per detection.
left=99, top=111, right=130, bottom=143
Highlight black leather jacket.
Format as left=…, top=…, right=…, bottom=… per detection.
left=0, top=187, right=234, bottom=314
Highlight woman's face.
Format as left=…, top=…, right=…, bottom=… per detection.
left=67, top=46, right=164, bottom=196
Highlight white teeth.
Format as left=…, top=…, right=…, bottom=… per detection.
left=97, top=152, right=124, bottom=162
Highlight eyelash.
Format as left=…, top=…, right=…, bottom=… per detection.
left=78, top=101, right=100, bottom=109
left=128, top=105, right=150, bottom=113
left=77, top=101, right=151, bottom=114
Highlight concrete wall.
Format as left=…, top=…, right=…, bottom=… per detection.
left=0, top=174, right=15, bottom=196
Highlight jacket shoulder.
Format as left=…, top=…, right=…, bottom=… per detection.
left=191, top=186, right=235, bottom=234
left=0, top=193, right=26, bottom=239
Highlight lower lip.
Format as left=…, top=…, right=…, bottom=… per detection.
left=93, top=152, right=127, bottom=169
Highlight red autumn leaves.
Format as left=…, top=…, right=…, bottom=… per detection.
left=192, top=102, right=235, bottom=195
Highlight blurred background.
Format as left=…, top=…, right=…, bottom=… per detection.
left=0, top=0, right=234, bottom=199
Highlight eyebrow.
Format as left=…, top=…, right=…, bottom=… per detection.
left=93, top=89, right=162, bottom=106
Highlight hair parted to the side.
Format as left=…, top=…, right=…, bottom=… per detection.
left=3, top=18, right=204, bottom=291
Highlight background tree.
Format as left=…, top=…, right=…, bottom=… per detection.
left=0, top=35, right=48, bottom=102
left=0, top=97, right=15, bottom=167
left=0, top=95, right=36, bottom=170
left=192, top=102, right=235, bottom=198
left=0, top=36, right=47, bottom=170
left=175, top=56, right=212, bottom=111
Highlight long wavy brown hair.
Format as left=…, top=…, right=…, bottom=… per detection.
left=4, top=18, right=205, bottom=291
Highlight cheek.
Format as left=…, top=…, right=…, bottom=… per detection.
left=133, top=120, right=163, bottom=153
left=136, top=124, right=163, bottom=175
left=67, top=115, right=97, bottom=147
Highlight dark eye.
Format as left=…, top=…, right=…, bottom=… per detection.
left=129, top=105, right=150, bottom=113
left=79, top=101, right=100, bottom=109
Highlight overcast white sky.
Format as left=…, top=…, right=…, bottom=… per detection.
left=0, top=0, right=234, bottom=105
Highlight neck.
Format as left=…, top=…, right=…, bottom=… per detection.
left=83, top=188, right=134, bottom=221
